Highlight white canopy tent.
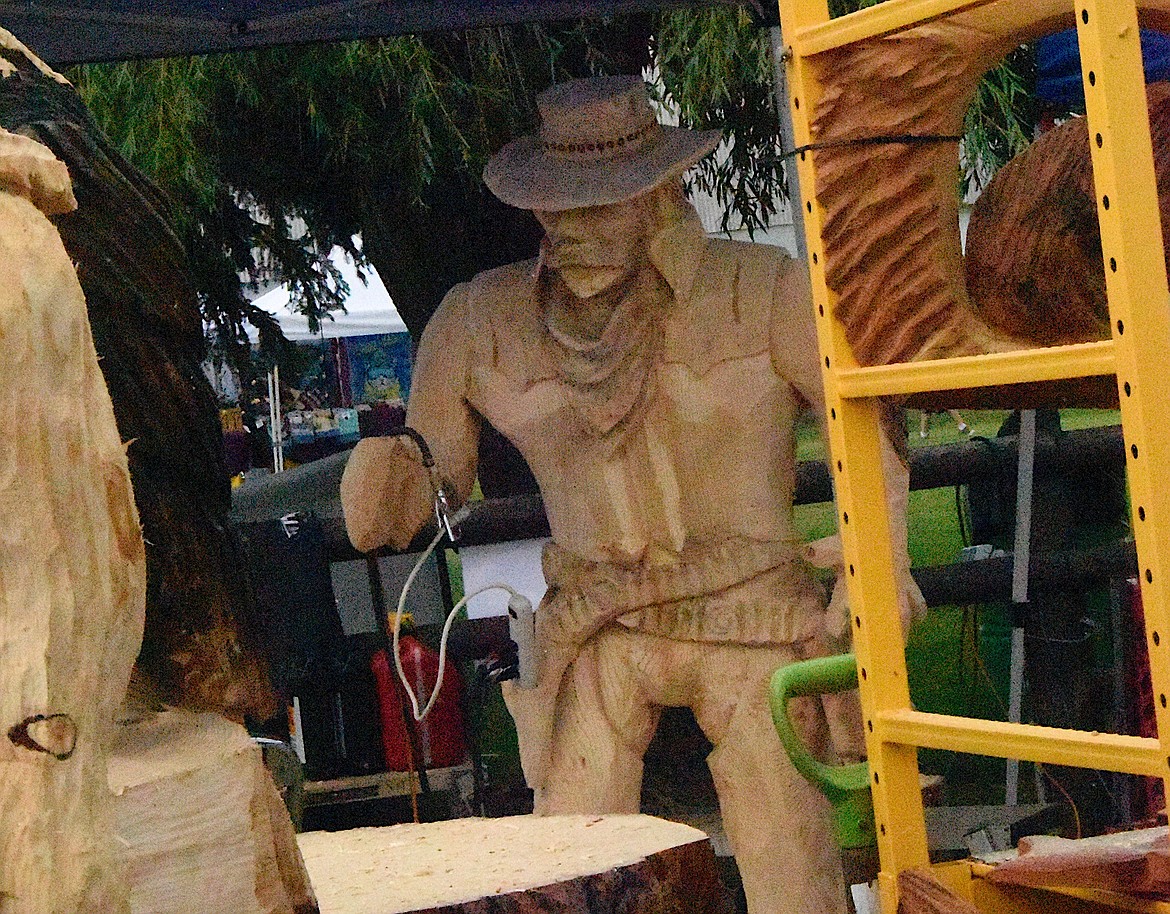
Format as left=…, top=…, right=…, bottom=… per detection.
left=245, top=244, right=408, bottom=470
left=247, top=245, right=407, bottom=341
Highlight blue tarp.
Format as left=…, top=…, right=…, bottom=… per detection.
left=1037, top=28, right=1170, bottom=107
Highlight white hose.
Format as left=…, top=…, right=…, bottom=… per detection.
left=391, top=510, right=519, bottom=722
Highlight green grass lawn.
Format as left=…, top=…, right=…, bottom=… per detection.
left=795, top=408, right=1124, bottom=801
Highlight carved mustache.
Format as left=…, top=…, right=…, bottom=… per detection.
left=540, top=236, right=630, bottom=270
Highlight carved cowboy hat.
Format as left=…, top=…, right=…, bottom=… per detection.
left=484, top=75, right=720, bottom=212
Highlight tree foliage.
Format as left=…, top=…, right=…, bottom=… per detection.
left=654, top=7, right=786, bottom=235
left=72, top=5, right=1039, bottom=366
left=72, top=21, right=654, bottom=354
left=961, top=45, right=1038, bottom=196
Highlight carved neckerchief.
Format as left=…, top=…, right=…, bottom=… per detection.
left=538, top=261, right=673, bottom=438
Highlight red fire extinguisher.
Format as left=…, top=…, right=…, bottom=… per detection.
left=370, top=635, right=467, bottom=771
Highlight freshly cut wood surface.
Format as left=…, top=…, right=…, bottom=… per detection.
left=2, top=27, right=276, bottom=719
left=298, top=814, right=731, bottom=914
left=109, top=709, right=317, bottom=914
left=0, top=126, right=145, bottom=914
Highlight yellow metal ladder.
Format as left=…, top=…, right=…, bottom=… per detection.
left=775, top=0, right=1170, bottom=909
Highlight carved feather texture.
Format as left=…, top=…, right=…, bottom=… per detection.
left=811, top=23, right=1021, bottom=367
left=810, top=14, right=1170, bottom=373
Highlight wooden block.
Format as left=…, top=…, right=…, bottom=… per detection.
left=109, top=709, right=317, bottom=914
left=297, top=814, right=734, bottom=914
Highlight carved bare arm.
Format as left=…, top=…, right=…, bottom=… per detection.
left=341, top=285, right=482, bottom=553
left=770, top=256, right=925, bottom=642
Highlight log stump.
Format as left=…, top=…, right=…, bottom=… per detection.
left=297, top=814, right=734, bottom=914
left=109, top=708, right=317, bottom=914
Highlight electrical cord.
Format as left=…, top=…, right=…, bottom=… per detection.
left=378, top=425, right=528, bottom=721
left=391, top=510, right=524, bottom=722
left=387, top=425, right=462, bottom=540
left=782, top=133, right=962, bottom=159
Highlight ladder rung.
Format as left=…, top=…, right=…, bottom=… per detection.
left=791, top=0, right=1062, bottom=56
left=834, top=341, right=1116, bottom=398
left=878, top=709, right=1164, bottom=776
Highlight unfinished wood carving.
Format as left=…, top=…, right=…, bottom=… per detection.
left=0, top=127, right=146, bottom=913
left=109, top=709, right=317, bottom=914
left=297, top=815, right=732, bottom=914
left=0, top=28, right=275, bottom=718
left=805, top=5, right=1170, bottom=369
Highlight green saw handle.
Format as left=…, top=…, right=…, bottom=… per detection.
left=769, top=653, right=875, bottom=848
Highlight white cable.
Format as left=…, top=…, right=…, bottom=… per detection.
left=391, top=510, right=519, bottom=721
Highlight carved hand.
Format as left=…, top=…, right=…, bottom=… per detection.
left=804, top=533, right=925, bottom=644
left=340, top=436, right=435, bottom=553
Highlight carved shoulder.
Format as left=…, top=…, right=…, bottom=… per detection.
left=668, top=238, right=784, bottom=374
left=710, top=237, right=789, bottom=328
left=768, top=250, right=823, bottom=411
left=462, top=259, right=549, bottom=383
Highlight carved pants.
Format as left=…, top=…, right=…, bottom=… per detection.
left=533, top=626, right=847, bottom=914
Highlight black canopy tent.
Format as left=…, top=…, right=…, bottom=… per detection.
left=0, top=0, right=776, bottom=66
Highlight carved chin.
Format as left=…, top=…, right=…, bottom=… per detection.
left=558, top=266, right=625, bottom=299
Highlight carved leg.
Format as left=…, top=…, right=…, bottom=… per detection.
left=534, top=629, right=660, bottom=815
left=695, top=644, right=846, bottom=914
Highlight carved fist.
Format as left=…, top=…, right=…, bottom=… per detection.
left=804, top=533, right=925, bottom=643
left=341, top=436, right=434, bottom=553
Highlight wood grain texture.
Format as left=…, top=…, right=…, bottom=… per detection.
left=0, top=28, right=276, bottom=718
left=806, top=11, right=1170, bottom=369
left=109, top=709, right=317, bottom=914
left=966, top=82, right=1170, bottom=347
left=897, top=869, right=981, bottom=914
left=0, top=127, right=145, bottom=913
left=297, top=815, right=733, bottom=914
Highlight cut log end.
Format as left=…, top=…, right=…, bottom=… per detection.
left=109, top=709, right=317, bottom=914
left=298, top=814, right=734, bottom=914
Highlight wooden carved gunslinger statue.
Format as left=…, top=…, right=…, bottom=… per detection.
left=342, top=76, right=923, bottom=914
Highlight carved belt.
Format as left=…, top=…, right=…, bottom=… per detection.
left=503, top=537, right=826, bottom=790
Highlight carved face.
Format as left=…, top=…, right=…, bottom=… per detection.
left=534, top=197, right=653, bottom=299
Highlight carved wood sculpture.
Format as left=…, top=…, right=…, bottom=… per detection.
left=0, top=126, right=145, bottom=913
left=0, top=31, right=313, bottom=914
left=803, top=5, right=1170, bottom=405
left=0, top=29, right=274, bottom=717
left=965, top=81, right=1170, bottom=347
left=297, top=815, right=732, bottom=914
left=344, top=76, right=926, bottom=914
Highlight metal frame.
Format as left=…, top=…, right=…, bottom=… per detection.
left=775, top=0, right=1170, bottom=909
